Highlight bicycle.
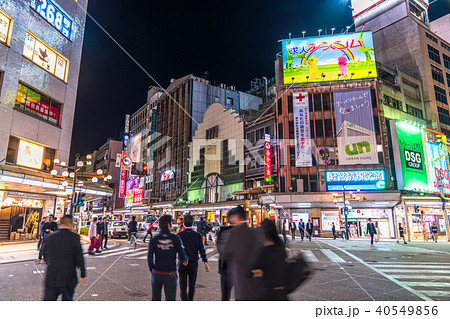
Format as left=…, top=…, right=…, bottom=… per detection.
left=128, top=232, right=137, bottom=250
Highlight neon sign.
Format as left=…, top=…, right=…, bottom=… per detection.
left=264, top=134, right=272, bottom=182
left=30, top=0, right=74, bottom=40
left=326, top=170, right=386, bottom=191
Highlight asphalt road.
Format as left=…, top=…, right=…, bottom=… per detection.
left=1, top=234, right=449, bottom=301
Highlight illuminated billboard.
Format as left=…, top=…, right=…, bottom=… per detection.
left=326, top=170, right=386, bottom=191
left=0, top=9, right=12, bottom=45
left=30, top=0, right=74, bottom=40
left=16, top=140, right=44, bottom=169
left=282, top=32, right=377, bottom=84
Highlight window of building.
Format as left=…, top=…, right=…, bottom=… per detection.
left=14, top=83, right=62, bottom=126
left=322, top=93, right=331, bottom=111
left=431, top=65, right=445, bottom=84
left=444, top=54, right=450, bottom=69
left=442, top=42, right=450, bottom=52
left=426, top=32, right=438, bottom=43
left=428, top=45, right=441, bottom=64
left=288, top=95, right=293, bottom=113
left=247, top=131, right=255, bottom=144
left=23, top=31, right=69, bottom=82
left=324, top=119, right=333, bottom=138
left=410, top=2, right=426, bottom=23
left=310, top=120, right=315, bottom=138
left=226, top=97, right=233, bottom=106
left=277, top=98, right=282, bottom=115
left=289, top=120, right=294, bottom=139
left=439, top=113, right=450, bottom=126
left=0, top=8, right=13, bottom=46
left=315, top=119, right=324, bottom=138
left=383, top=95, right=403, bottom=111
left=434, top=85, right=448, bottom=104
left=447, top=73, right=450, bottom=87
left=290, top=146, right=295, bottom=167
left=438, top=106, right=449, bottom=116
left=278, top=123, right=283, bottom=139
left=406, top=104, right=424, bottom=119
left=313, top=93, right=321, bottom=111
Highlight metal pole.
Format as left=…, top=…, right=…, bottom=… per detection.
left=441, top=191, right=450, bottom=242
left=344, top=188, right=349, bottom=240
left=68, top=154, right=79, bottom=216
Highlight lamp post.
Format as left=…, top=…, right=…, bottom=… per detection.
left=332, top=187, right=360, bottom=240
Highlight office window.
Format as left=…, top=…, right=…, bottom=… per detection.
left=322, top=93, right=331, bottom=111
left=426, top=33, right=438, bottom=43
left=14, top=83, right=62, bottom=126
left=434, top=85, right=448, bottom=105
left=0, top=8, right=13, bottom=45
left=442, top=42, right=450, bottom=52
left=289, top=120, right=294, bottom=139
left=23, top=31, right=69, bottom=82
left=406, top=104, right=424, bottom=119
left=277, top=98, right=282, bottom=115
left=447, top=73, right=450, bottom=87
left=288, top=96, right=293, bottom=113
left=226, top=97, right=233, bottom=106
left=428, top=45, right=441, bottom=64
left=313, top=93, right=321, bottom=111
left=431, top=65, right=445, bottom=84
left=444, top=54, right=450, bottom=69
left=315, top=119, right=324, bottom=138
left=278, top=123, right=283, bottom=139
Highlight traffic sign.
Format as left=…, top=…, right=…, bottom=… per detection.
left=122, top=156, right=132, bottom=166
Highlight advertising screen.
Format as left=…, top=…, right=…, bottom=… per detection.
left=30, top=0, right=74, bottom=40
left=282, top=32, right=377, bottom=84
left=291, top=211, right=309, bottom=229
left=422, top=128, right=450, bottom=195
left=326, top=170, right=386, bottom=191
left=321, top=211, right=340, bottom=231
left=351, top=0, right=386, bottom=17
left=16, top=140, right=44, bottom=169
left=264, top=134, right=272, bottom=181
left=334, top=87, right=378, bottom=165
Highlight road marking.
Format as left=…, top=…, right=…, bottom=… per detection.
left=129, top=264, right=140, bottom=267
left=405, top=282, right=450, bottom=288
left=301, top=249, right=319, bottom=263
left=391, top=275, right=450, bottom=280
left=91, top=294, right=98, bottom=297
left=375, top=264, right=450, bottom=269
left=205, top=248, right=215, bottom=254
left=9, top=275, right=14, bottom=277
left=380, top=269, right=450, bottom=274
left=86, top=267, right=97, bottom=270
left=122, top=248, right=148, bottom=258
left=95, top=247, right=132, bottom=257
left=323, top=242, right=432, bottom=301
left=419, top=290, right=450, bottom=297
left=208, top=253, right=220, bottom=261
left=33, top=270, right=45, bottom=274
left=321, top=249, right=346, bottom=263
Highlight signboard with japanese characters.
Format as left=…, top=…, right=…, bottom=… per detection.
left=293, top=92, right=312, bottom=167
left=264, top=134, right=272, bottom=182
left=30, top=0, right=74, bottom=40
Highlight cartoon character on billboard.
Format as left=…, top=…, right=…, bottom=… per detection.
left=305, top=55, right=321, bottom=79
left=338, top=54, right=349, bottom=77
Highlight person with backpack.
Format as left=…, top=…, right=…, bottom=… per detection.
left=247, top=219, right=287, bottom=300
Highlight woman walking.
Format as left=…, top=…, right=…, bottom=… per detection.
left=397, top=223, right=407, bottom=244
left=248, top=219, right=288, bottom=301
left=374, top=222, right=381, bottom=243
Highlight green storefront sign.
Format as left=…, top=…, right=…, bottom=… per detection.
left=394, top=121, right=428, bottom=191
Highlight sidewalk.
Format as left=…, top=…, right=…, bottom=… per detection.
left=0, top=235, right=116, bottom=264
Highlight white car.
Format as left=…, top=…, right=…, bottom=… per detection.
left=108, top=221, right=128, bottom=238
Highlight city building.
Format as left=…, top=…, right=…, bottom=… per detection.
left=0, top=1, right=111, bottom=241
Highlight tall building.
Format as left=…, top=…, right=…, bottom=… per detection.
left=0, top=1, right=107, bottom=241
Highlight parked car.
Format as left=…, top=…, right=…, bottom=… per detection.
left=108, top=221, right=128, bottom=238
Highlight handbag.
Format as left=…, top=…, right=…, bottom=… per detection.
left=284, top=251, right=313, bottom=294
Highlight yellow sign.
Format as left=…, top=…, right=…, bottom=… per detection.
left=207, top=211, right=214, bottom=221
left=16, top=140, right=44, bottom=169
left=0, top=9, right=12, bottom=45
left=0, top=197, right=43, bottom=208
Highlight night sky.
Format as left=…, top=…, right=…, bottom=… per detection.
left=71, top=0, right=450, bottom=159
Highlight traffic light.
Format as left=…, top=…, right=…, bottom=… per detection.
left=265, top=205, right=270, bottom=212
left=143, top=164, right=148, bottom=174
left=343, top=207, right=349, bottom=216
left=414, top=205, right=419, bottom=213
left=77, top=193, right=86, bottom=206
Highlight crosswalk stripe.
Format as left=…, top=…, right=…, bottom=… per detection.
left=205, top=248, right=215, bottom=254
left=95, top=247, right=133, bottom=257
left=405, top=282, right=450, bottom=288
left=380, top=269, right=450, bottom=274
left=301, top=249, right=319, bottom=263
left=419, top=290, right=450, bottom=297
left=375, top=264, right=450, bottom=269
left=321, top=249, right=346, bottom=263
left=208, top=253, right=220, bottom=261
left=122, top=248, right=148, bottom=258
left=391, top=275, right=450, bottom=280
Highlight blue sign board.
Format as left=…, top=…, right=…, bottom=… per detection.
left=30, top=0, right=74, bottom=40
left=326, top=170, right=386, bottom=191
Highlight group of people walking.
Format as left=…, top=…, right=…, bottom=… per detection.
left=87, top=216, right=109, bottom=255
left=288, top=219, right=313, bottom=242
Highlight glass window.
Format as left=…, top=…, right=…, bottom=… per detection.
left=0, top=8, right=13, bottom=45
left=288, top=96, right=293, bottom=113
left=431, top=65, right=445, bottom=84
left=277, top=98, right=282, bottom=115
left=444, top=54, right=450, bottom=69
left=434, top=85, right=448, bottom=105
left=447, top=73, right=450, bottom=87
left=23, top=31, right=69, bottom=82
left=322, top=93, right=331, bottom=111
left=428, top=45, right=441, bottom=64
left=14, top=83, right=62, bottom=126
left=315, top=119, right=324, bottom=138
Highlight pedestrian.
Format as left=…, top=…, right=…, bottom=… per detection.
left=306, top=219, right=313, bottom=241
left=298, top=219, right=305, bottom=241
left=177, top=214, right=210, bottom=301
left=331, top=222, right=336, bottom=240
left=216, top=223, right=233, bottom=301
left=422, top=223, right=429, bottom=242
left=431, top=223, right=438, bottom=242
left=248, top=219, right=287, bottom=301
left=198, top=217, right=208, bottom=245
left=147, top=215, right=188, bottom=301
left=42, top=215, right=86, bottom=301
left=127, top=216, right=138, bottom=242
left=397, top=223, right=407, bottom=244
left=222, top=206, right=262, bottom=301
left=282, top=221, right=288, bottom=245
left=88, top=217, right=98, bottom=255
left=206, top=219, right=215, bottom=244
left=367, top=218, right=377, bottom=247
left=143, top=220, right=155, bottom=243
left=37, top=216, right=47, bottom=251
left=290, top=220, right=296, bottom=241
left=102, top=217, right=109, bottom=249
left=35, top=215, right=58, bottom=262
left=374, top=222, right=381, bottom=243
left=96, top=217, right=103, bottom=253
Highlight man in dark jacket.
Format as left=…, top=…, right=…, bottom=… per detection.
left=42, top=215, right=86, bottom=301
left=217, top=224, right=232, bottom=301
left=332, top=222, right=337, bottom=240
left=96, top=217, right=103, bottom=253
left=102, top=217, right=109, bottom=249
left=177, top=214, right=210, bottom=301
left=367, top=218, right=377, bottom=247
left=37, top=216, right=46, bottom=251
left=197, top=217, right=208, bottom=245
left=298, top=219, right=305, bottom=241
left=128, top=216, right=138, bottom=241
left=290, top=221, right=297, bottom=241
left=306, top=219, right=313, bottom=241
left=147, top=215, right=188, bottom=301
left=36, top=215, right=58, bottom=262
left=223, top=206, right=262, bottom=301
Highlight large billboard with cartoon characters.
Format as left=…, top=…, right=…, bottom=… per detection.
left=282, top=32, right=377, bottom=85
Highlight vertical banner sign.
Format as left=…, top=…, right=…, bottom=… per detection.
left=124, top=114, right=130, bottom=150
left=423, top=128, right=450, bottom=195
left=119, top=150, right=127, bottom=198
left=293, top=92, right=312, bottom=167
left=264, top=134, right=272, bottom=182
left=333, top=88, right=378, bottom=165
left=391, top=121, right=428, bottom=191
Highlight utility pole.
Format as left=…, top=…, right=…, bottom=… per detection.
left=438, top=177, right=450, bottom=242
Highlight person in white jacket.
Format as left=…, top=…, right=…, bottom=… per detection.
left=374, top=222, right=381, bottom=243
left=88, top=217, right=98, bottom=255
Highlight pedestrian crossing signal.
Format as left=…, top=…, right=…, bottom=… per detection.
left=343, top=207, right=349, bottom=216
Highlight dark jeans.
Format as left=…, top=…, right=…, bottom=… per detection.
left=143, top=231, right=153, bottom=242
left=307, top=231, right=312, bottom=241
left=151, top=272, right=177, bottom=301
left=332, top=231, right=336, bottom=239
left=178, top=261, right=198, bottom=301
left=220, top=270, right=232, bottom=301
left=369, top=232, right=374, bottom=245
left=44, top=283, right=77, bottom=301
left=38, top=239, right=46, bottom=260
left=291, top=231, right=295, bottom=241
left=102, top=234, right=108, bottom=249
left=300, top=231, right=304, bottom=241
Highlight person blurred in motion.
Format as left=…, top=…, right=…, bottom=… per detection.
left=37, top=216, right=47, bottom=251
left=289, top=220, right=296, bottom=241
left=422, top=223, right=429, bottom=242
left=147, top=215, right=188, bottom=301
left=127, top=216, right=138, bottom=241
left=36, top=215, right=58, bottom=262
left=143, top=219, right=155, bottom=243
left=248, top=219, right=287, bottom=301
left=398, top=223, right=407, bottom=244
left=96, top=217, right=103, bottom=253
left=102, top=217, right=109, bottom=249
left=42, top=215, right=86, bottom=301
left=331, top=222, right=337, bottom=240
left=306, top=219, right=313, bottom=241
left=223, top=206, right=261, bottom=300
left=217, top=222, right=233, bottom=301
left=88, top=217, right=98, bottom=255
left=177, top=214, right=210, bottom=301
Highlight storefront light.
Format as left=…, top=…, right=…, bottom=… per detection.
left=62, top=171, right=69, bottom=177
left=69, top=172, right=75, bottom=178
left=60, top=162, right=67, bottom=167
left=50, top=169, right=57, bottom=176
left=62, top=181, right=69, bottom=187
left=54, top=158, right=60, bottom=164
